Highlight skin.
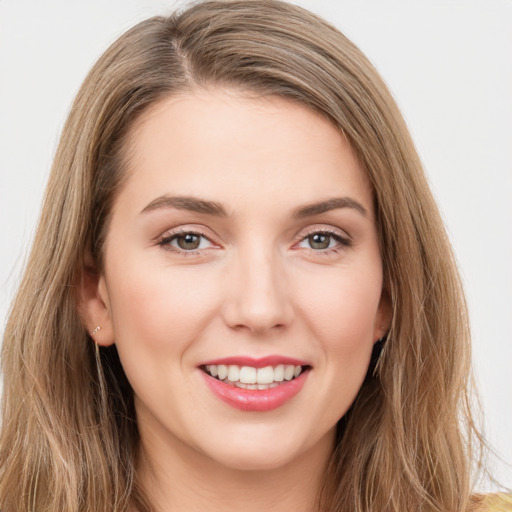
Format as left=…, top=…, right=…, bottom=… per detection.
left=81, top=88, right=391, bottom=512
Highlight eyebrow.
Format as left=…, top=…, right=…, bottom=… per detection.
left=140, top=194, right=367, bottom=218
left=292, top=197, right=367, bottom=218
left=141, top=195, right=228, bottom=217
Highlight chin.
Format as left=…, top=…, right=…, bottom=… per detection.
left=209, top=446, right=301, bottom=472
left=198, top=425, right=332, bottom=473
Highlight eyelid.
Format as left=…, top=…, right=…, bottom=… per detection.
left=155, top=224, right=352, bottom=256
left=156, top=225, right=220, bottom=255
left=297, top=225, right=351, bottom=242
left=293, top=225, right=352, bottom=252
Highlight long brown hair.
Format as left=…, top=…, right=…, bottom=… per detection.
left=0, top=1, right=486, bottom=510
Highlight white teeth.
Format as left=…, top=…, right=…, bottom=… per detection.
left=274, top=364, right=284, bottom=381
left=227, top=365, right=240, bottom=382
left=239, top=366, right=257, bottom=384
left=256, top=366, right=274, bottom=384
left=217, top=364, right=228, bottom=380
left=284, top=365, right=295, bottom=381
left=205, top=363, right=305, bottom=385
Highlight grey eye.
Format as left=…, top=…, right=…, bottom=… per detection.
left=176, top=233, right=202, bottom=250
left=307, top=233, right=333, bottom=250
left=160, top=232, right=213, bottom=252
left=297, top=230, right=350, bottom=252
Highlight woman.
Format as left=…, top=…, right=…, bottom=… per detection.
left=0, top=1, right=509, bottom=511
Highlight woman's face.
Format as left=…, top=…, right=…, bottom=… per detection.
left=90, top=89, right=390, bottom=472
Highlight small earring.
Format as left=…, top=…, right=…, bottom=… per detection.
left=90, top=325, right=101, bottom=336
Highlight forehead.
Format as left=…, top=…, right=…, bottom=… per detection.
left=116, top=88, right=373, bottom=219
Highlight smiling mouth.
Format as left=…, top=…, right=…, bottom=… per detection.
left=201, top=364, right=310, bottom=390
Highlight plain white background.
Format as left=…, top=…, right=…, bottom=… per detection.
left=0, top=0, right=511, bottom=488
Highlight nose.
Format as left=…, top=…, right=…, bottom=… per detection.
left=221, top=244, right=294, bottom=335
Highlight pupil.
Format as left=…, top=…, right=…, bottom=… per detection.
left=309, top=233, right=330, bottom=249
left=178, top=234, right=200, bottom=250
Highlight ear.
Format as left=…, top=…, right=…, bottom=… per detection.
left=76, top=250, right=115, bottom=346
left=373, top=288, right=392, bottom=342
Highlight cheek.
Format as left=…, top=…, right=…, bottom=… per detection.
left=106, top=262, right=222, bottom=353
left=296, top=266, right=382, bottom=351
left=289, top=266, right=382, bottom=427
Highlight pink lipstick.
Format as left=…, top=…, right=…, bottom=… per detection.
left=198, top=356, right=311, bottom=412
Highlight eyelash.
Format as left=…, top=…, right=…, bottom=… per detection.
left=298, top=227, right=352, bottom=255
left=157, top=227, right=352, bottom=256
left=158, top=228, right=214, bottom=257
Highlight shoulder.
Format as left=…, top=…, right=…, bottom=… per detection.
left=478, top=494, right=512, bottom=511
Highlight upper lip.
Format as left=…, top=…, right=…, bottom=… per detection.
left=198, top=355, right=311, bottom=368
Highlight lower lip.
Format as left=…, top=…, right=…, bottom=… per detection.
left=201, top=370, right=309, bottom=412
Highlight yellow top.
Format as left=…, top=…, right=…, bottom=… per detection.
left=481, top=494, right=512, bottom=511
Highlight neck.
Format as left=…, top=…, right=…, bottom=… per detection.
left=135, top=422, right=334, bottom=512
